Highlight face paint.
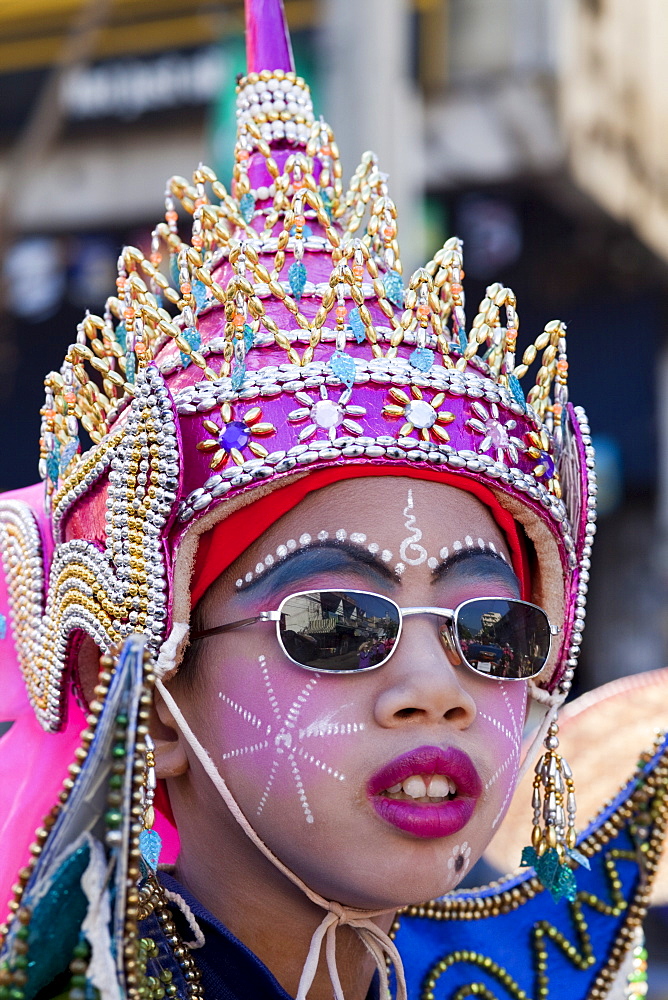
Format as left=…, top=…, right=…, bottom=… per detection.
left=177, top=477, right=528, bottom=910
left=236, top=532, right=393, bottom=588
left=217, top=655, right=372, bottom=826
left=398, top=489, right=428, bottom=568
left=446, top=840, right=472, bottom=877
left=477, top=681, right=526, bottom=829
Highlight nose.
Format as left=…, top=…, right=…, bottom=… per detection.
left=373, top=616, right=477, bottom=730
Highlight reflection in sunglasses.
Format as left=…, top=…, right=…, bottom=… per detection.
left=278, top=591, right=550, bottom=678
left=281, top=592, right=401, bottom=672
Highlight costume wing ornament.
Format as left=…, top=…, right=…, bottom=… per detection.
left=393, top=729, right=668, bottom=1000
left=0, top=636, right=151, bottom=1000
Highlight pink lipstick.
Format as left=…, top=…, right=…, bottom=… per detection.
left=366, top=745, right=482, bottom=839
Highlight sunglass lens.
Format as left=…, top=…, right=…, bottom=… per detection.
left=455, top=599, right=550, bottom=679
left=279, top=591, right=400, bottom=671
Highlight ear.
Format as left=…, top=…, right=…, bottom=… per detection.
left=151, top=684, right=190, bottom=779
left=77, top=634, right=103, bottom=706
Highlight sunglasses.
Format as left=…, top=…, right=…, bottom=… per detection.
left=191, top=589, right=559, bottom=680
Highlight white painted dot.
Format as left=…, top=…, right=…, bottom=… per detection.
left=245, top=571, right=253, bottom=582
left=255, top=562, right=264, bottom=574
left=277, top=544, right=288, bottom=558
left=465, top=535, right=473, bottom=547
left=317, top=530, right=329, bottom=540
left=235, top=578, right=243, bottom=588
left=453, top=540, right=462, bottom=551
left=499, top=551, right=507, bottom=561
left=381, top=549, right=392, bottom=562
left=287, top=538, right=297, bottom=550
left=489, top=542, right=497, bottom=552
left=395, top=562, right=405, bottom=575
left=439, top=547, right=449, bottom=560
left=478, top=538, right=485, bottom=549
left=265, top=554, right=274, bottom=567
left=336, top=528, right=347, bottom=540
left=368, top=542, right=379, bottom=554
left=350, top=532, right=367, bottom=543
left=427, top=556, right=438, bottom=569
left=299, top=533, right=312, bottom=545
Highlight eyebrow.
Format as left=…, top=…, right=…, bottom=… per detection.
left=237, top=540, right=399, bottom=595
left=432, top=548, right=520, bottom=593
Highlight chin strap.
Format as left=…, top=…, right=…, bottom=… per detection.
left=156, top=679, right=407, bottom=1000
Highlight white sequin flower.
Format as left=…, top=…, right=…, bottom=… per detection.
left=287, top=385, right=366, bottom=443
left=467, top=402, right=525, bottom=465
left=447, top=841, right=472, bottom=876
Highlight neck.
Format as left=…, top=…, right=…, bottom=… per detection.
left=170, top=774, right=396, bottom=1000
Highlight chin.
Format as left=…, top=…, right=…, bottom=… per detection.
left=289, top=844, right=481, bottom=912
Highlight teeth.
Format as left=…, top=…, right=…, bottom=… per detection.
left=428, top=775, right=452, bottom=797
left=403, top=775, right=428, bottom=799
left=381, top=773, right=457, bottom=800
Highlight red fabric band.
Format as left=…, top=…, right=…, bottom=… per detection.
left=191, top=466, right=529, bottom=607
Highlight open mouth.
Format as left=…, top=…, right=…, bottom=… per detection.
left=367, top=745, right=481, bottom=839
left=380, top=773, right=458, bottom=804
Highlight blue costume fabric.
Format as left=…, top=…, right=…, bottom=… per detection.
left=391, top=732, right=668, bottom=999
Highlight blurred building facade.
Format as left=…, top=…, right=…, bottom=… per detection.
left=0, top=0, right=666, bottom=693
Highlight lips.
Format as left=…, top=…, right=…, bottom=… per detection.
left=366, top=745, right=482, bottom=839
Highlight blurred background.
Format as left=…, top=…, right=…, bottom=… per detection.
left=0, top=0, right=666, bottom=988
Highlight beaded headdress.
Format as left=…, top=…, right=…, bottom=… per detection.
left=0, top=0, right=595, bottom=921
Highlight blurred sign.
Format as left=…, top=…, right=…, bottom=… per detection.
left=61, top=46, right=226, bottom=121
left=560, top=0, right=668, bottom=263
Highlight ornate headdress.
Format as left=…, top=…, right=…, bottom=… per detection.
left=0, top=1, right=611, bottom=996
left=14, top=10, right=592, bottom=731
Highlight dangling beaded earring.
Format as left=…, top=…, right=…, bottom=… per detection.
left=139, top=734, right=162, bottom=875
left=520, top=718, right=589, bottom=902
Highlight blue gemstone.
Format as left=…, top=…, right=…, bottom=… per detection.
left=508, top=374, right=526, bottom=411
left=321, top=191, right=333, bottom=218
left=329, top=351, right=356, bottom=390
left=567, top=847, right=591, bottom=871
left=231, top=360, right=246, bottom=391
left=115, top=321, right=127, bottom=352
left=180, top=325, right=201, bottom=368
left=383, top=270, right=404, bottom=309
left=139, top=829, right=162, bottom=872
left=169, top=253, right=180, bottom=287
left=60, top=438, right=79, bottom=473
left=409, top=347, right=434, bottom=372
left=348, top=307, right=366, bottom=343
left=243, top=324, right=254, bottom=351
left=192, top=279, right=209, bottom=311
left=240, top=192, right=256, bottom=222
left=47, top=444, right=60, bottom=486
left=125, top=352, right=136, bottom=384
left=538, top=450, right=556, bottom=478
left=290, top=224, right=313, bottom=239
left=220, top=420, right=250, bottom=452
left=288, top=261, right=307, bottom=300
left=458, top=329, right=468, bottom=353
left=0, top=614, right=6, bottom=640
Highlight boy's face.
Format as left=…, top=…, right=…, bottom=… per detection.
left=171, top=477, right=529, bottom=909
